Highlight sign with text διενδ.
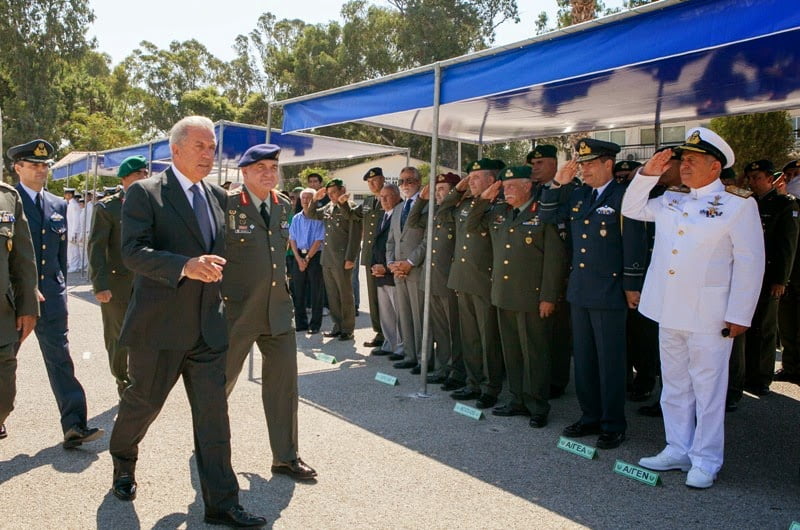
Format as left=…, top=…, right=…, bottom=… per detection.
left=557, top=436, right=597, bottom=459
left=453, top=402, right=483, bottom=420
left=375, top=372, right=398, bottom=386
left=315, top=353, right=337, bottom=364
left=613, top=460, right=661, bottom=486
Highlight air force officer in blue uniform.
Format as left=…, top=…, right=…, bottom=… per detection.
left=9, top=139, right=103, bottom=448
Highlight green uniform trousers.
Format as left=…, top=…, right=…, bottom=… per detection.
left=0, top=342, right=16, bottom=424
left=498, top=308, right=552, bottom=416
left=323, top=265, right=356, bottom=334
left=456, top=291, right=503, bottom=396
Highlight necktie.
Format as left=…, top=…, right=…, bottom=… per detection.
left=190, top=184, right=214, bottom=251
left=400, top=199, right=412, bottom=231
left=260, top=202, right=270, bottom=227
left=512, top=208, right=520, bottom=220
left=380, top=212, right=389, bottom=231
left=591, top=189, right=599, bottom=204
left=35, top=193, right=44, bottom=221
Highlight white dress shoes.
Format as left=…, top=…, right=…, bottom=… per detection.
left=638, top=450, right=691, bottom=472
left=686, top=467, right=716, bottom=489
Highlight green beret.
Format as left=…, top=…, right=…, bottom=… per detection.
left=745, top=159, right=775, bottom=174
left=465, top=158, right=506, bottom=173
left=325, top=178, right=344, bottom=189
left=526, top=145, right=557, bottom=162
left=117, top=156, right=148, bottom=177
left=720, top=167, right=736, bottom=181
left=500, top=166, right=533, bottom=181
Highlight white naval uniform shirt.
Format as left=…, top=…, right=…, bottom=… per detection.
left=621, top=172, right=765, bottom=333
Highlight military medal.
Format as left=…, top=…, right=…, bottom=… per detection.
left=700, top=195, right=724, bottom=218
left=229, top=214, right=236, bottom=229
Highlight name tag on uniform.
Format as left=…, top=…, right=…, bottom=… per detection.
left=0, top=212, right=15, bottom=223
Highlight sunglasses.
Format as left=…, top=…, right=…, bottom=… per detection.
left=398, top=178, right=418, bottom=184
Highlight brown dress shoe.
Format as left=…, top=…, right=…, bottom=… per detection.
left=271, top=458, right=317, bottom=481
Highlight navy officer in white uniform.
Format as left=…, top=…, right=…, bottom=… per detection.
left=622, top=127, right=764, bottom=489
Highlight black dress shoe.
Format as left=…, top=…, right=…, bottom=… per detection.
left=427, top=374, right=447, bottom=384
left=308, top=328, right=320, bottom=335
left=638, top=402, right=662, bottom=417
left=204, top=505, right=266, bottom=528
left=393, top=360, right=417, bottom=369
left=774, top=369, right=800, bottom=383
left=450, top=387, right=481, bottom=400
left=363, top=337, right=383, bottom=348
left=628, top=390, right=652, bottom=402
left=323, top=330, right=341, bottom=338
left=410, top=364, right=432, bottom=375
left=370, top=348, right=393, bottom=356
left=0, top=423, right=6, bottom=439
left=112, top=474, right=137, bottom=501
left=529, top=414, right=548, bottom=428
left=596, top=431, right=626, bottom=449
left=388, top=353, right=405, bottom=361
left=745, top=384, right=770, bottom=396
left=338, top=332, right=354, bottom=341
left=295, top=326, right=308, bottom=332
left=492, top=404, right=530, bottom=417
left=549, top=385, right=566, bottom=399
left=63, top=425, right=104, bottom=449
left=441, top=379, right=465, bottom=391
left=562, top=421, right=603, bottom=438
left=271, top=458, right=317, bottom=481
left=475, top=394, right=498, bottom=409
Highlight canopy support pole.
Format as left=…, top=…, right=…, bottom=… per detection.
left=654, top=79, right=664, bottom=150
left=266, top=104, right=273, bottom=143
left=419, top=62, right=442, bottom=397
left=148, top=142, right=154, bottom=174
left=457, top=141, right=462, bottom=174
left=217, top=122, right=225, bottom=185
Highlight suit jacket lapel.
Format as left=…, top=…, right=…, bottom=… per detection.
left=17, top=185, right=41, bottom=232
left=162, top=168, right=206, bottom=250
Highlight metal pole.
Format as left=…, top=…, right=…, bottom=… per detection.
left=457, top=141, right=462, bottom=174
left=653, top=79, right=664, bottom=150
left=0, top=106, right=4, bottom=183
left=266, top=104, right=273, bottom=144
left=217, top=122, right=225, bottom=185
left=148, top=142, right=154, bottom=174
left=419, top=62, right=441, bottom=397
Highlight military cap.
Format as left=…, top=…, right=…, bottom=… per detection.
left=675, top=127, right=735, bottom=169
left=363, top=167, right=384, bottom=181
left=783, top=160, right=799, bottom=172
left=526, top=145, right=557, bottom=162
left=117, top=155, right=148, bottom=177
left=575, top=139, right=621, bottom=162
left=613, top=160, right=642, bottom=173
left=325, top=178, right=344, bottom=189
left=435, top=172, right=461, bottom=186
left=655, top=145, right=682, bottom=160
left=465, top=158, right=506, bottom=173
left=95, top=191, right=106, bottom=198
left=74, top=193, right=83, bottom=200
left=238, top=143, right=280, bottom=167
left=7, top=139, right=54, bottom=163
left=500, top=166, right=533, bottom=181
left=77, top=197, right=85, bottom=203
left=292, top=186, right=304, bottom=193
left=745, top=159, right=775, bottom=174
left=64, top=187, right=76, bottom=193
left=720, top=167, right=736, bottom=182
left=104, top=186, right=118, bottom=194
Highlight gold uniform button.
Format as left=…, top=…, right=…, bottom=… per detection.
left=466, top=234, right=470, bottom=238
left=509, top=228, right=514, bottom=233
left=461, top=258, right=466, bottom=262
left=503, top=260, right=509, bottom=265
left=41, top=260, right=45, bottom=265
left=505, top=244, right=511, bottom=249
left=580, top=248, right=586, bottom=254
left=272, top=264, right=277, bottom=269
left=503, top=275, right=509, bottom=280
left=367, top=239, right=371, bottom=243
left=111, top=269, right=116, bottom=274
left=240, top=238, right=245, bottom=242
left=462, top=245, right=467, bottom=250
left=434, top=237, right=439, bottom=241
left=42, top=245, right=46, bottom=250
left=431, top=262, right=436, bottom=267
left=268, top=230, right=272, bottom=235
left=579, top=263, right=585, bottom=268
left=432, top=249, right=437, bottom=254
left=40, top=275, right=44, bottom=280
left=224, top=296, right=229, bottom=301
left=612, top=272, right=617, bottom=277
left=584, top=220, right=590, bottom=225
left=683, top=212, right=688, bottom=217
left=41, top=229, right=46, bottom=234
left=581, top=234, right=588, bottom=239
left=271, top=281, right=277, bottom=287
left=668, top=269, right=675, bottom=275
left=270, top=247, right=275, bottom=251
left=672, top=249, right=678, bottom=255
left=678, top=230, right=685, bottom=236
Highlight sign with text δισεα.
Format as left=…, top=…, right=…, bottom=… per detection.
left=375, top=372, right=398, bottom=386
left=315, top=353, right=337, bottom=364
left=613, top=460, right=661, bottom=486
left=557, top=436, right=597, bottom=459
left=453, top=402, right=483, bottom=420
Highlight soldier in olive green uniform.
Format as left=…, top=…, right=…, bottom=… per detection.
left=467, top=166, right=568, bottom=427
left=443, top=158, right=505, bottom=409
left=306, top=179, right=362, bottom=340
left=407, top=172, right=462, bottom=384
left=88, top=156, right=148, bottom=395
left=223, top=144, right=316, bottom=481
left=0, top=181, right=39, bottom=439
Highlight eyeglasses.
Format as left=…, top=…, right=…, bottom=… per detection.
left=398, top=178, right=418, bottom=184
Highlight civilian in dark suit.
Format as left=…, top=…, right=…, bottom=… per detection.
left=108, top=117, right=265, bottom=528
left=370, top=185, right=403, bottom=356
left=10, top=139, right=102, bottom=449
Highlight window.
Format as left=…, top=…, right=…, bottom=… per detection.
left=594, top=130, right=626, bottom=145
left=639, top=126, right=685, bottom=145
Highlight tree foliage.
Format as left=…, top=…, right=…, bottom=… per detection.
left=710, top=111, right=796, bottom=177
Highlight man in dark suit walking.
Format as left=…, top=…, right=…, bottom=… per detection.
left=108, top=116, right=265, bottom=528
left=10, top=139, right=103, bottom=448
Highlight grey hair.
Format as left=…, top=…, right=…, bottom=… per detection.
left=169, top=116, right=215, bottom=147
left=399, top=166, right=421, bottom=180
left=300, top=187, right=316, bottom=198
left=382, top=183, right=400, bottom=196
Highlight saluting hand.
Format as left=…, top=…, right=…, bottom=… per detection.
left=455, top=175, right=471, bottom=192
left=555, top=160, right=579, bottom=185
left=337, top=193, right=350, bottom=204
left=185, top=255, right=226, bottom=283
left=313, top=187, right=327, bottom=202
left=642, top=148, right=674, bottom=177
left=480, top=181, right=502, bottom=202
left=419, top=184, right=430, bottom=201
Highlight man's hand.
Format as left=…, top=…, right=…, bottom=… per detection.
left=95, top=290, right=113, bottom=303
left=337, top=192, right=350, bottom=204
left=371, top=264, right=386, bottom=277
left=455, top=175, right=471, bottom=192
left=313, top=187, right=327, bottom=202
left=480, top=181, right=502, bottom=202
left=642, top=148, right=674, bottom=177
left=36, top=289, right=45, bottom=303
left=395, top=261, right=413, bottom=274
left=16, top=314, right=36, bottom=343
left=554, top=160, right=579, bottom=185
left=771, top=284, right=786, bottom=298
left=184, top=255, right=227, bottom=283
left=539, top=301, right=555, bottom=319
left=344, top=260, right=355, bottom=270
left=625, top=290, right=641, bottom=309
left=296, top=257, right=307, bottom=272
left=419, top=184, right=430, bottom=201
left=725, top=322, right=749, bottom=338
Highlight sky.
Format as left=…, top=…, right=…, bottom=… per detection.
left=87, top=0, right=627, bottom=65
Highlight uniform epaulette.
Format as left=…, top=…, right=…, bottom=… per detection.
left=227, top=187, right=242, bottom=196
left=275, top=190, right=290, bottom=202
left=725, top=185, right=753, bottom=198
left=0, top=181, right=15, bottom=192
left=667, top=185, right=690, bottom=193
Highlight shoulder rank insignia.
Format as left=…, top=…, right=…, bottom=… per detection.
left=667, top=185, right=690, bottom=193
left=725, top=185, right=753, bottom=198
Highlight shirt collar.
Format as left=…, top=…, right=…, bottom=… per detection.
left=690, top=178, right=724, bottom=199
left=244, top=185, right=265, bottom=209
left=19, top=182, right=41, bottom=203
left=172, top=165, right=205, bottom=196
left=593, top=179, right=612, bottom=198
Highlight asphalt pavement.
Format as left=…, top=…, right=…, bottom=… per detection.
left=1, top=271, right=799, bottom=529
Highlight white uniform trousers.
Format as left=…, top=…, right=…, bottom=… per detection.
left=659, top=326, right=732, bottom=475
left=377, top=285, right=403, bottom=355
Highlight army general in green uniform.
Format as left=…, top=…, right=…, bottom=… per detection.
left=223, top=144, right=316, bottom=481
left=88, top=155, right=148, bottom=395
left=467, top=166, right=567, bottom=427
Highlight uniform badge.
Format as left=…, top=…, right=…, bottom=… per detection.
left=229, top=214, right=236, bottom=230
left=494, top=215, right=505, bottom=224
left=50, top=213, right=64, bottom=221
left=699, top=195, right=724, bottom=218
left=239, top=213, right=246, bottom=219
left=572, top=200, right=583, bottom=213
left=600, top=229, right=607, bottom=237
left=525, top=236, right=533, bottom=245
left=0, top=212, right=15, bottom=223
left=596, top=206, right=615, bottom=215
left=280, top=221, right=290, bottom=229
left=447, top=234, right=453, bottom=239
